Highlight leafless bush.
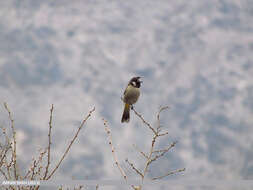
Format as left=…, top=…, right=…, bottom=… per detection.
left=0, top=102, right=184, bottom=190
left=104, top=106, right=185, bottom=190
left=0, top=103, right=95, bottom=190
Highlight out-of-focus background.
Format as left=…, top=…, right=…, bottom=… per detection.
left=0, top=0, right=253, bottom=189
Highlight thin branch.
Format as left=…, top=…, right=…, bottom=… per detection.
left=4, top=102, right=18, bottom=180
left=125, top=159, right=143, bottom=178
left=157, top=106, right=170, bottom=122
left=150, top=141, right=177, bottom=163
left=43, top=104, right=54, bottom=180
left=4, top=155, right=12, bottom=180
left=132, top=144, right=149, bottom=160
left=36, top=148, right=47, bottom=178
left=142, top=134, right=157, bottom=182
left=130, top=108, right=161, bottom=183
left=24, top=147, right=46, bottom=180
left=152, top=168, right=185, bottom=180
left=24, top=158, right=34, bottom=179
left=132, top=107, right=157, bottom=135
left=104, top=104, right=184, bottom=187
left=0, top=142, right=11, bottom=168
left=46, top=107, right=95, bottom=180
left=33, top=148, right=50, bottom=190
left=103, top=119, right=127, bottom=180
left=0, top=127, right=13, bottom=173
left=156, top=106, right=170, bottom=132
left=0, top=168, right=8, bottom=180
left=157, top=132, right=169, bottom=137
left=30, top=159, right=37, bottom=180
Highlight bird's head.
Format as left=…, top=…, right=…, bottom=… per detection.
left=129, top=76, right=142, bottom=88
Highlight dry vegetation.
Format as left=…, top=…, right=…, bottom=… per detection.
left=103, top=106, right=185, bottom=190
left=0, top=103, right=184, bottom=190
left=0, top=103, right=95, bottom=190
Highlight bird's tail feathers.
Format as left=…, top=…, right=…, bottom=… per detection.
left=121, top=103, right=130, bottom=123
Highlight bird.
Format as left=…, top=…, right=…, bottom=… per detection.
left=121, top=76, right=142, bottom=123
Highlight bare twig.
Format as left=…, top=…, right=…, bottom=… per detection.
left=24, top=159, right=34, bottom=179
left=4, top=155, right=12, bottom=180
left=156, top=106, right=170, bottom=134
left=103, top=119, right=127, bottom=180
left=141, top=135, right=157, bottom=182
left=150, top=141, right=177, bottom=163
left=132, top=144, right=148, bottom=159
left=152, top=168, right=185, bottom=180
left=131, top=106, right=184, bottom=184
left=157, top=132, right=169, bottom=137
left=0, top=127, right=13, bottom=174
left=4, top=102, right=18, bottom=180
left=0, top=142, right=11, bottom=168
left=105, top=104, right=184, bottom=189
left=125, top=159, right=143, bottom=178
left=157, top=106, right=170, bottom=124
left=37, top=148, right=47, bottom=178
left=24, top=147, right=47, bottom=180
left=132, top=107, right=157, bottom=135
left=30, top=159, right=37, bottom=180
left=43, top=104, right=54, bottom=180
left=46, top=107, right=95, bottom=180
left=0, top=168, right=8, bottom=180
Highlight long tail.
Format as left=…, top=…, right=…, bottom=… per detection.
left=121, top=103, right=130, bottom=123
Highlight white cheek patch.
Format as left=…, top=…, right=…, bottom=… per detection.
left=132, top=81, right=136, bottom=86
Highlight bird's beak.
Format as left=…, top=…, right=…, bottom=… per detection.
left=138, top=76, right=143, bottom=83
